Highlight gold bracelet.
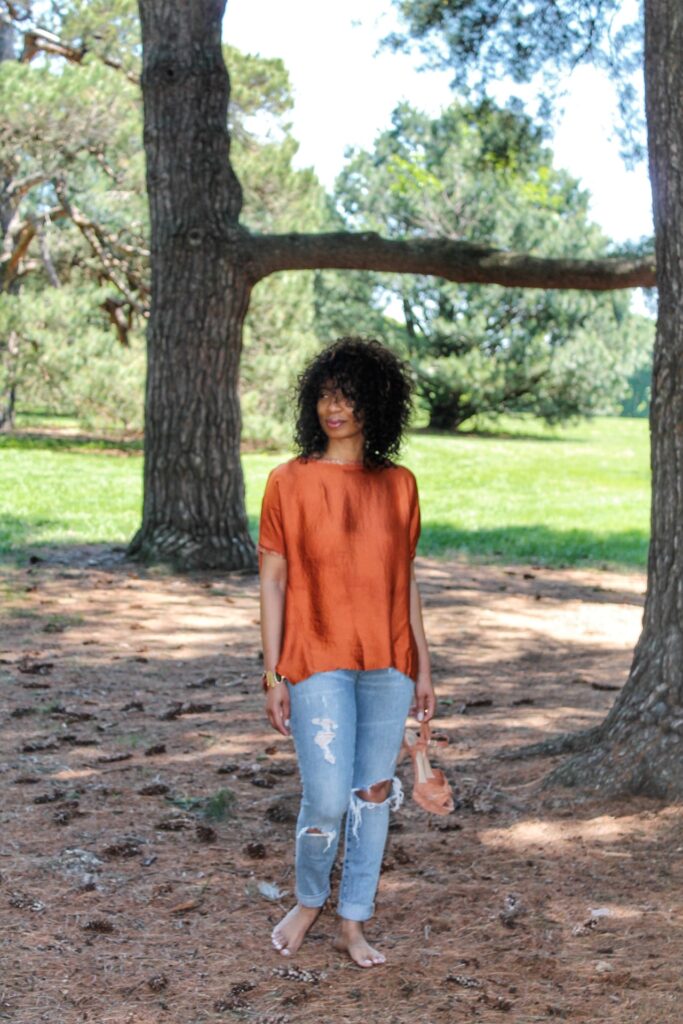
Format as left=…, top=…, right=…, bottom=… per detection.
left=262, top=669, right=286, bottom=693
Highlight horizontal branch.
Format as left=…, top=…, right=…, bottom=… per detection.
left=249, top=232, right=656, bottom=290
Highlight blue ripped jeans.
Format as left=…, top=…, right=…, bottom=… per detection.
left=287, top=667, right=414, bottom=922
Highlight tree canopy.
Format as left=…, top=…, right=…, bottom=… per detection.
left=324, top=99, right=652, bottom=428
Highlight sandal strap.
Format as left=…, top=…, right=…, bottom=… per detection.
left=419, top=721, right=432, bottom=745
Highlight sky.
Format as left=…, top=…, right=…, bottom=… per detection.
left=222, top=0, right=653, bottom=247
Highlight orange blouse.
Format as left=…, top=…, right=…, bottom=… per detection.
left=258, top=457, right=421, bottom=684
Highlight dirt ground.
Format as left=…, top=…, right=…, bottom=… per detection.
left=1, top=547, right=681, bottom=1024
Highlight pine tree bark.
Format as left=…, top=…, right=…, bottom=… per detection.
left=544, top=0, right=683, bottom=798
left=129, top=0, right=256, bottom=569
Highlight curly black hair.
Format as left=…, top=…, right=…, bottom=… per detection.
left=294, top=337, right=414, bottom=468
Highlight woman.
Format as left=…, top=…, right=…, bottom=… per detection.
left=258, top=336, right=435, bottom=968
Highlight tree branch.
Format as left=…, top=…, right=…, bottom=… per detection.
left=249, top=232, right=656, bottom=290
left=101, top=295, right=133, bottom=346
left=11, top=19, right=139, bottom=84
left=21, top=25, right=85, bottom=64
left=0, top=204, right=67, bottom=290
left=6, top=172, right=49, bottom=201
left=37, top=222, right=60, bottom=287
left=55, top=184, right=149, bottom=313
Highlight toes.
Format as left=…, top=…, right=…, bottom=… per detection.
left=273, top=935, right=292, bottom=956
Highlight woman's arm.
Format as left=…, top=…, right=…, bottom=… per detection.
left=259, top=550, right=291, bottom=736
left=409, top=561, right=436, bottom=722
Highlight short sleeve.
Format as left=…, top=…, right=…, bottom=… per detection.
left=258, top=470, right=286, bottom=558
left=409, top=475, right=421, bottom=561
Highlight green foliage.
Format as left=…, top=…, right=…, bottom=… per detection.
left=201, top=788, right=237, bottom=822
left=0, top=32, right=147, bottom=428
left=0, top=28, right=330, bottom=441
left=325, top=100, right=654, bottom=429
left=8, top=0, right=143, bottom=77
left=619, top=315, right=653, bottom=416
left=0, top=285, right=145, bottom=429
left=227, top=48, right=332, bottom=446
left=225, top=44, right=293, bottom=142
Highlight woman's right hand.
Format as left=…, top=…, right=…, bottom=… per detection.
left=265, top=681, right=291, bottom=737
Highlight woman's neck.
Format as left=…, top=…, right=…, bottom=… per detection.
left=322, top=437, right=365, bottom=463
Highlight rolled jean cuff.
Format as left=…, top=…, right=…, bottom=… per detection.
left=296, top=887, right=329, bottom=908
left=337, top=900, right=374, bottom=922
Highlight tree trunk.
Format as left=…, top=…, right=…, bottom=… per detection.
left=129, top=0, right=256, bottom=570
left=544, top=0, right=683, bottom=798
left=426, top=402, right=474, bottom=431
left=0, top=382, right=16, bottom=431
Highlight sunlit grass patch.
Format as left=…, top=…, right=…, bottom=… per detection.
left=1, top=415, right=650, bottom=568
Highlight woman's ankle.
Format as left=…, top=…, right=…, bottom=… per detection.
left=339, top=916, right=366, bottom=934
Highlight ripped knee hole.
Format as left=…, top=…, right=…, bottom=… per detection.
left=297, top=825, right=337, bottom=851
left=355, top=779, right=392, bottom=803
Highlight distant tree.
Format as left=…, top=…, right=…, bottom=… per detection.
left=619, top=340, right=652, bottom=418
left=0, top=2, right=146, bottom=428
left=325, top=100, right=651, bottom=429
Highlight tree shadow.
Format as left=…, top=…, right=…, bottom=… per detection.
left=1, top=519, right=648, bottom=574
left=411, top=424, right=582, bottom=444
left=420, top=522, right=649, bottom=569
left=0, top=431, right=143, bottom=454
left=0, top=529, right=264, bottom=571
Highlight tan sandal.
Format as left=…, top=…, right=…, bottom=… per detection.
left=402, top=722, right=454, bottom=816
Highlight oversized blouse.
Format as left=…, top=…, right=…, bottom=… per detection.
left=258, top=456, right=421, bottom=684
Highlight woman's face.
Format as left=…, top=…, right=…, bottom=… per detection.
left=316, top=379, right=364, bottom=443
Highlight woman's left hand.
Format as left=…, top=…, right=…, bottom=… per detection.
left=411, top=675, right=436, bottom=723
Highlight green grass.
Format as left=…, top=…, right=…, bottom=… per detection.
left=407, top=416, right=650, bottom=566
left=0, top=415, right=651, bottom=569
left=0, top=436, right=143, bottom=556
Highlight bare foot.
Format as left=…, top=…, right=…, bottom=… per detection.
left=333, top=921, right=386, bottom=968
left=271, top=904, right=322, bottom=957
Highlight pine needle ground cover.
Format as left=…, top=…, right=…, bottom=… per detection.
left=0, top=416, right=649, bottom=568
